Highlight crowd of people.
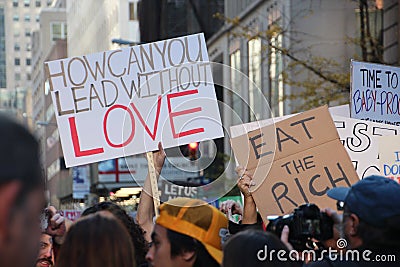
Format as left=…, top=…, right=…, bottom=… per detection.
left=1, top=114, right=400, bottom=267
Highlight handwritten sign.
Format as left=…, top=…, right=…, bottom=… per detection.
left=45, top=33, right=224, bottom=167
left=334, top=116, right=400, bottom=178
left=230, top=106, right=359, bottom=217
left=379, top=135, right=400, bottom=183
left=351, top=60, right=400, bottom=125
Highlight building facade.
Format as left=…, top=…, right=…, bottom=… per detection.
left=0, top=0, right=55, bottom=119
left=67, top=0, right=139, bottom=56
left=206, top=0, right=400, bottom=180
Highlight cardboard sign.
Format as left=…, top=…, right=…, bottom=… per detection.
left=45, top=33, right=224, bottom=167
left=229, top=105, right=350, bottom=139
left=379, top=135, right=400, bottom=183
left=351, top=60, right=400, bottom=125
left=334, top=116, right=400, bottom=178
left=230, top=105, right=400, bottom=179
left=230, top=106, right=359, bottom=217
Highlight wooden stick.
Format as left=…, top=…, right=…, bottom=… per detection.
left=146, top=151, right=160, bottom=217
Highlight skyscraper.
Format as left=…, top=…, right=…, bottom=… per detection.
left=0, top=0, right=54, bottom=117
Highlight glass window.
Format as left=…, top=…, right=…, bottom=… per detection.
left=15, top=73, right=21, bottom=81
left=24, top=15, right=30, bottom=22
left=26, top=58, right=31, bottom=66
left=47, top=0, right=52, bottom=6
left=27, top=73, right=31, bottom=80
left=25, top=29, right=31, bottom=37
left=269, top=32, right=283, bottom=117
left=14, top=43, right=20, bottom=51
left=13, top=0, right=18, bottom=7
left=248, top=37, right=262, bottom=121
left=230, top=49, right=243, bottom=124
left=15, top=58, right=20, bottom=66
left=24, top=0, right=30, bottom=7
left=129, top=2, right=137, bottom=21
left=13, top=15, right=19, bottom=21
left=26, top=43, right=31, bottom=51
left=36, top=15, right=40, bottom=22
left=36, top=0, right=41, bottom=7
left=14, top=29, right=20, bottom=38
left=51, top=22, right=67, bottom=41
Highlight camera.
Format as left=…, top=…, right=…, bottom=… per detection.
left=266, top=203, right=333, bottom=250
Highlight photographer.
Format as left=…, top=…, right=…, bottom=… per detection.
left=306, top=175, right=400, bottom=267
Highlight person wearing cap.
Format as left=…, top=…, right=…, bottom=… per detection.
left=0, top=114, right=45, bottom=267
left=307, top=175, right=400, bottom=267
left=145, top=197, right=229, bottom=267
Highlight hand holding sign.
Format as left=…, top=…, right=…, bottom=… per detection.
left=231, top=106, right=359, bottom=221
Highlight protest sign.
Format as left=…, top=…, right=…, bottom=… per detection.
left=72, top=165, right=90, bottom=199
left=45, top=33, right=224, bottom=167
left=230, top=105, right=400, bottom=179
left=160, top=179, right=198, bottom=202
left=334, top=116, right=400, bottom=178
left=61, top=210, right=82, bottom=221
left=229, top=105, right=350, bottom=139
left=230, top=106, right=359, bottom=218
left=379, top=135, right=400, bottom=183
left=351, top=60, right=400, bottom=125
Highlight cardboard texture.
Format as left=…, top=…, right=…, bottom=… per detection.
left=230, top=106, right=359, bottom=218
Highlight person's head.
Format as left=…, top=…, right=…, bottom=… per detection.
left=223, top=229, right=295, bottom=267
left=0, top=114, right=45, bottom=267
left=55, top=212, right=136, bottom=267
left=36, top=233, right=54, bottom=267
left=82, top=201, right=148, bottom=265
left=328, top=175, right=400, bottom=249
left=146, top=197, right=229, bottom=267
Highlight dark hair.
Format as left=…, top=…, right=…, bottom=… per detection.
left=82, top=202, right=148, bottom=265
left=0, top=114, right=43, bottom=205
left=344, top=206, right=400, bottom=249
left=55, top=213, right=136, bottom=267
left=223, top=229, right=295, bottom=267
left=167, top=229, right=219, bottom=267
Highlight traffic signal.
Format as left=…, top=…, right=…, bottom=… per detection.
left=188, top=142, right=199, bottom=160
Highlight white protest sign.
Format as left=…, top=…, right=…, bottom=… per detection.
left=378, top=135, right=400, bottom=183
left=351, top=60, right=400, bottom=125
left=45, top=33, right=224, bottom=167
left=334, top=116, right=400, bottom=178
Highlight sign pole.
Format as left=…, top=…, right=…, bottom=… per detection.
left=146, top=151, right=160, bottom=217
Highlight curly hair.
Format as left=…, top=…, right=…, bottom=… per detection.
left=82, top=202, right=148, bottom=266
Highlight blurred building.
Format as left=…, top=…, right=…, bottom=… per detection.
left=0, top=0, right=56, bottom=120
left=31, top=0, right=67, bottom=207
left=67, top=0, right=140, bottom=56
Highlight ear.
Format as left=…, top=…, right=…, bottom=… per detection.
left=348, top=213, right=360, bottom=236
left=181, top=250, right=196, bottom=262
left=0, top=181, right=21, bottom=245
